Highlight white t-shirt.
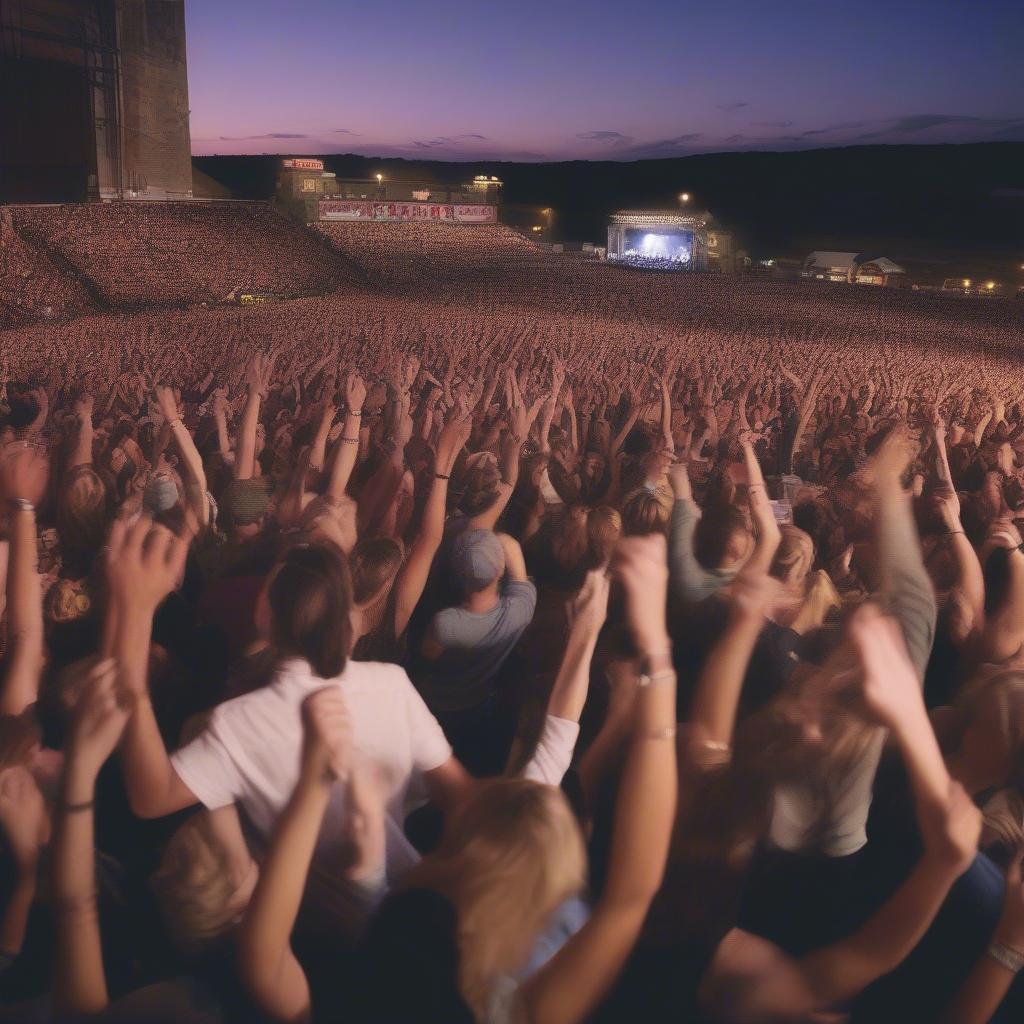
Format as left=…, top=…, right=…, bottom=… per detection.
left=171, top=657, right=452, bottom=887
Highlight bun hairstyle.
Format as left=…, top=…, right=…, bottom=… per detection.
left=269, top=543, right=353, bottom=679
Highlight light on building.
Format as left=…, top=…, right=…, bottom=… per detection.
left=986, top=281, right=996, bottom=290
left=963, top=279, right=971, bottom=287
left=375, top=174, right=383, bottom=182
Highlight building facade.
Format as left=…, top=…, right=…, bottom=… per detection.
left=0, top=0, right=192, bottom=203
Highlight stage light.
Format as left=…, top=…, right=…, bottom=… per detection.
left=376, top=174, right=383, bottom=182
left=679, top=192, right=690, bottom=203
left=963, top=279, right=971, bottom=287
left=986, top=281, right=996, bottom=289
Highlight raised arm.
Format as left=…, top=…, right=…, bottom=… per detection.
left=108, top=517, right=197, bottom=819
left=521, top=535, right=677, bottom=1024
left=683, top=568, right=777, bottom=768
left=68, top=393, right=94, bottom=469
left=700, top=605, right=981, bottom=1022
left=156, top=384, right=209, bottom=529
left=741, top=435, right=782, bottom=577
left=238, top=687, right=384, bottom=1023
left=941, top=857, right=1024, bottom=1024
left=324, top=371, right=366, bottom=504
left=0, top=445, right=47, bottom=716
left=392, top=412, right=471, bottom=638
left=51, top=659, right=128, bottom=1018
left=236, top=351, right=274, bottom=481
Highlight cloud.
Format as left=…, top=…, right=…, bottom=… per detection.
left=724, top=134, right=745, bottom=144
left=853, top=114, right=1024, bottom=141
left=575, top=130, right=631, bottom=142
left=752, top=120, right=793, bottom=128
left=409, top=133, right=490, bottom=148
left=333, top=129, right=360, bottom=135
left=216, top=131, right=310, bottom=140
left=716, top=102, right=749, bottom=111
left=620, top=132, right=705, bottom=158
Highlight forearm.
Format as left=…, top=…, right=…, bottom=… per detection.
left=800, top=857, right=958, bottom=1007
left=1, top=507, right=42, bottom=715
left=874, top=483, right=936, bottom=679
left=547, top=627, right=599, bottom=721
left=0, top=871, right=35, bottom=958
left=235, top=393, right=261, bottom=479
left=940, top=956, right=1016, bottom=1024
left=325, top=412, right=361, bottom=500
left=603, top=665, right=677, bottom=910
left=238, top=775, right=329, bottom=995
left=52, top=764, right=107, bottom=1016
left=688, top=613, right=761, bottom=749
left=69, top=417, right=93, bottom=468
left=214, top=408, right=233, bottom=460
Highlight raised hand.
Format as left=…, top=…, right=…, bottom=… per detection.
left=301, top=687, right=351, bottom=783
left=66, top=657, right=128, bottom=781
left=0, top=442, right=48, bottom=505
left=155, top=384, right=179, bottom=424
left=345, top=370, right=367, bottom=413
left=568, top=568, right=611, bottom=635
left=105, top=516, right=188, bottom=619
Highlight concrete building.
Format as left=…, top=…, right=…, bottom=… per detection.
left=802, top=251, right=905, bottom=286
left=0, top=0, right=192, bottom=203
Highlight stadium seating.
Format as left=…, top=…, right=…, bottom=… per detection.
left=315, top=221, right=545, bottom=287
left=0, top=220, right=94, bottom=328
left=10, top=202, right=359, bottom=309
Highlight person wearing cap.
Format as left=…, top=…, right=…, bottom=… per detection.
left=417, top=529, right=536, bottom=772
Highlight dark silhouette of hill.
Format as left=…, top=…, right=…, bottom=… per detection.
left=193, top=143, right=1024, bottom=262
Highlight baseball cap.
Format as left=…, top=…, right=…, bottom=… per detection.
left=450, top=528, right=506, bottom=593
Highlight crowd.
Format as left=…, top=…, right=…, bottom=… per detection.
left=315, top=222, right=544, bottom=288
left=0, top=310, right=1022, bottom=1022
left=5, top=204, right=357, bottom=316
left=0, top=207, right=1023, bottom=1021
left=0, top=212, right=93, bottom=328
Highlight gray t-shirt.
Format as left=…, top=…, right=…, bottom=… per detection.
left=421, top=579, right=537, bottom=712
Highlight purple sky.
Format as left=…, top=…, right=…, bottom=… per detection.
left=186, top=0, right=1024, bottom=161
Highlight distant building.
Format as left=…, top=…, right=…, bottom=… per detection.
left=276, top=164, right=504, bottom=225
left=802, top=251, right=905, bottom=286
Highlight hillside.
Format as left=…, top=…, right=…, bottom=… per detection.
left=194, top=143, right=1024, bottom=274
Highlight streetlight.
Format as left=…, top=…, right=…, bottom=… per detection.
left=679, top=192, right=691, bottom=203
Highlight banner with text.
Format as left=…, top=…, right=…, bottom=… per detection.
left=320, top=200, right=496, bottom=224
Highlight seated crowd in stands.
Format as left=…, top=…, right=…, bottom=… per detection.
left=1, top=325, right=1024, bottom=1024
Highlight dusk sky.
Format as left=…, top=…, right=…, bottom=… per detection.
left=186, top=0, right=1024, bottom=162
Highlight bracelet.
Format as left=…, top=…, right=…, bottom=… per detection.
left=348, top=409, right=363, bottom=417
left=8, top=498, right=34, bottom=513
left=340, top=437, right=360, bottom=445
left=947, top=529, right=964, bottom=537
left=685, top=736, right=732, bottom=768
left=638, top=669, right=675, bottom=688
left=639, top=648, right=673, bottom=675
left=987, top=941, right=1024, bottom=974
left=56, top=798, right=95, bottom=814
left=168, top=418, right=183, bottom=430
left=435, top=472, right=450, bottom=480
left=643, top=726, right=677, bottom=741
